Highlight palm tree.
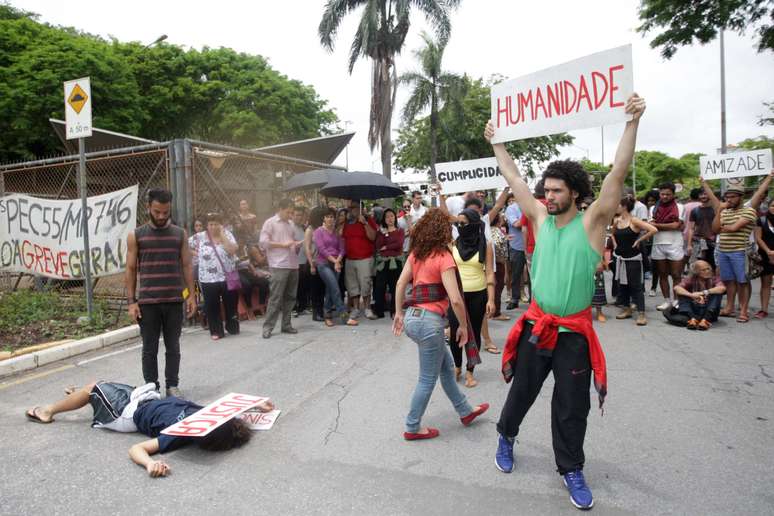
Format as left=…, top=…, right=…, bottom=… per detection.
left=399, top=30, right=465, bottom=182
left=319, top=0, right=461, bottom=179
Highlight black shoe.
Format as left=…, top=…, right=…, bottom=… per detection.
left=506, top=302, right=518, bottom=310
left=312, top=313, right=324, bottom=322
left=165, top=386, right=182, bottom=398
left=281, top=327, right=298, bottom=334
left=262, top=329, right=272, bottom=339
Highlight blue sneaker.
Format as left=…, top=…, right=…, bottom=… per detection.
left=563, top=469, right=594, bottom=510
left=495, top=434, right=514, bottom=473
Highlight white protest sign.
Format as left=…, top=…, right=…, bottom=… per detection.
left=491, top=45, right=633, bottom=144
left=0, top=185, right=137, bottom=279
left=161, top=393, right=267, bottom=437
left=699, top=149, right=772, bottom=180
left=436, top=157, right=505, bottom=195
left=239, top=408, right=281, bottom=431
left=64, top=77, right=92, bottom=140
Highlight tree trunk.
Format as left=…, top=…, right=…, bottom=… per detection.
left=379, top=61, right=395, bottom=180
left=429, top=87, right=438, bottom=206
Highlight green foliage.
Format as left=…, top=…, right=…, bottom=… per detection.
left=0, top=8, right=338, bottom=162
left=0, top=290, right=126, bottom=347
left=394, top=76, right=573, bottom=177
left=759, top=102, right=774, bottom=126
left=737, top=135, right=774, bottom=151
left=637, top=0, right=774, bottom=58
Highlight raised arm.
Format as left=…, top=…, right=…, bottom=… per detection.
left=487, top=187, right=510, bottom=222
left=485, top=123, right=544, bottom=223
left=587, top=94, right=646, bottom=225
left=700, top=177, right=721, bottom=208
left=750, top=170, right=773, bottom=211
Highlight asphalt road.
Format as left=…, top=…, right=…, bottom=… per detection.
left=1, top=295, right=772, bottom=515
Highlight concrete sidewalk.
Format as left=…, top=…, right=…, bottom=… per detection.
left=0, top=304, right=772, bottom=515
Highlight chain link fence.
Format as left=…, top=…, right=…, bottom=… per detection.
left=0, top=139, right=342, bottom=304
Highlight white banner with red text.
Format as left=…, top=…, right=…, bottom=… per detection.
left=0, top=185, right=138, bottom=279
left=162, top=393, right=267, bottom=437
left=490, top=44, right=633, bottom=143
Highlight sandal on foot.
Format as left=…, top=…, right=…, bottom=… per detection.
left=465, top=371, right=478, bottom=388
left=324, top=319, right=335, bottom=327
left=719, top=310, right=735, bottom=318
left=346, top=318, right=359, bottom=326
left=25, top=407, right=53, bottom=424
left=754, top=311, right=768, bottom=319
left=484, top=342, right=501, bottom=354
left=736, top=313, right=749, bottom=323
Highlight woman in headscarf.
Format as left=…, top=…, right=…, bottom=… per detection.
left=449, top=208, right=495, bottom=388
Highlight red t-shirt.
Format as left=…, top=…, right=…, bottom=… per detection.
left=342, top=218, right=378, bottom=260
left=409, top=251, right=456, bottom=315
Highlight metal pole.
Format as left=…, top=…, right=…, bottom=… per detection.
left=632, top=153, right=637, bottom=196
left=720, top=31, right=728, bottom=195
left=600, top=126, right=605, bottom=165
left=78, top=137, right=94, bottom=320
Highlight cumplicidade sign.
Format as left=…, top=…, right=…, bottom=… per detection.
left=436, top=157, right=505, bottom=195
left=0, top=185, right=137, bottom=279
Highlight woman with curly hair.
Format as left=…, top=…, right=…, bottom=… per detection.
left=392, top=208, right=489, bottom=441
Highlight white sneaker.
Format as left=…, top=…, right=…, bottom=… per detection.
left=656, top=301, right=671, bottom=311
left=648, top=290, right=657, bottom=297
left=364, top=308, right=378, bottom=320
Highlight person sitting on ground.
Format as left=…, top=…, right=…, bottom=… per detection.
left=237, top=244, right=271, bottom=314
left=25, top=381, right=273, bottom=478
left=664, top=260, right=726, bottom=330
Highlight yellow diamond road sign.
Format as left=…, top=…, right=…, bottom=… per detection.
left=68, top=84, right=88, bottom=114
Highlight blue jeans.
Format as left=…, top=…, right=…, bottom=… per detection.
left=317, top=262, right=347, bottom=315
left=404, top=308, right=472, bottom=433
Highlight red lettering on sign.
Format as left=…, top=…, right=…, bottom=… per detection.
left=608, top=65, right=624, bottom=108
left=55, top=251, right=70, bottom=278
left=231, top=394, right=265, bottom=403
left=33, top=244, right=45, bottom=273
left=167, top=425, right=208, bottom=436
left=22, top=240, right=34, bottom=269
left=591, top=71, right=608, bottom=109
left=576, top=75, right=593, bottom=113
left=546, top=82, right=561, bottom=117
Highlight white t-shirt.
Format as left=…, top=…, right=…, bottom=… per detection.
left=632, top=201, right=648, bottom=221
left=650, top=204, right=685, bottom=246
left=408, top=204, right=427, bottom=225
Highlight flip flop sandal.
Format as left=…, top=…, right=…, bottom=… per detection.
left=754, top=311, right=768, bottom=319
left=25, top=407, right=53, bottom=424
left=718, top=311, right=736, bottom=318
left=484, top=343, right=501, bottom=354
left=324, top=319, right=335, bottom=327
left=736, top=314, right=750, bottom=323
left=346, top=319, right=359, bottom=326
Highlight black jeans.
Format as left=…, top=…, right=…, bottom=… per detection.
left=494, top=262, right=506, bottom=316
left=617, top=259, right=645, bottom=312
left=139, top=302, right=183, bottom=389
left=296, top=263, right=312, bottom=312
left=496, top=322, right=592, bottom=474
left=373, top=263, right=402, bottom=317
left=509, top=249, right=526, bottom=305
left=448, top=289, right=487, bottom=371
left=201, top=281, right=239, bottom=337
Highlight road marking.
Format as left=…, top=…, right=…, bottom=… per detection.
left=76, top=344, right=142, bottom=366
left=0, top=364, right=74, bottom=391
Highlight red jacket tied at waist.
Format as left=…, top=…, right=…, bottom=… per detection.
left=502, top=300, right=607, bottom=408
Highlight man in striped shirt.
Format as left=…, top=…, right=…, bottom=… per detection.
left=126, top=188, right=196, bottom=397
left=712, top=185, right=757, bottom=322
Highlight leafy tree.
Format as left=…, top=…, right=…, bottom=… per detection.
left=394, top=76, right=573, bottom=177
left=737, top=135, right=774, bottom=151
left=0, top=7, right=338, bottom=163
left=318, top=0, right=461, bottom=179
left=399, top=31, right=465, bottom=181
left=637, top=0, right=774, bottom=58
left=759, top=101, right=774, bottom=126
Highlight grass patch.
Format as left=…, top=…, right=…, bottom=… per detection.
left=0, top=290, right=131, bottom=352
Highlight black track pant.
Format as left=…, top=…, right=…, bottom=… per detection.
left=448, top=289, right=487, bottom=371
left=139, top=302, right=183, bottom=389
left=496, top=322, right=592, bottom=474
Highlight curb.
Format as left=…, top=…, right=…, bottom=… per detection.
left=0, top=325, right=140, bottom=379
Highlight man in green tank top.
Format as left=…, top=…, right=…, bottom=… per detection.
left=485, top=94, right=646, bottom=510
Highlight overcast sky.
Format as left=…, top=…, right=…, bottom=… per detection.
left=13, top=0, right=774, bottom=176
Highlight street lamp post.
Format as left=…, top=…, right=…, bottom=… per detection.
left=143, top=34, right=167, bottom=49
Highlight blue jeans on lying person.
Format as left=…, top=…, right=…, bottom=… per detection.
left=677, top=294, right=722, bottom=322
left=404, top=307, right=473, bottom=433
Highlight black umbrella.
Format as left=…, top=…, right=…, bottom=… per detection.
left=319, top=171, right=404, bottom=200
left=282, top=168, right=348, bottom=192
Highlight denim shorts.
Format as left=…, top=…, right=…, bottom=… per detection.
left=717, top=250, right=748, bottom=283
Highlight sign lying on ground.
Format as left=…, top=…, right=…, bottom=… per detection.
left=239, top=408, right=281, bottom=431
left=0, top=185, right=137, bottom=279
left=490, top=44, right=633, bottom=144
left=64, top=77, right=92, bottom=140
left=699, top=149, right=772, bottom=181
left=162, top=393, right=267, bottom=437
left=435, top=157, right=505, bottom=195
